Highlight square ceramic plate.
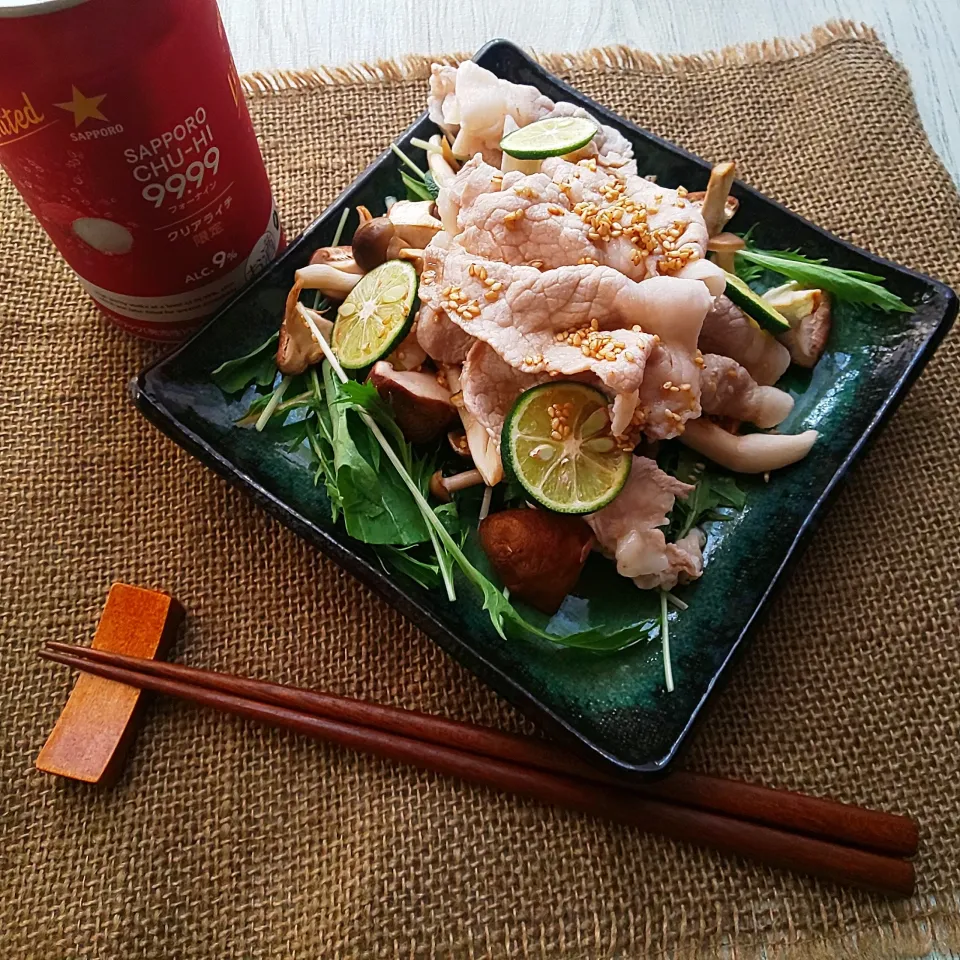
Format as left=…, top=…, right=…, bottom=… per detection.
left=133, top=39, right=957, bottom=778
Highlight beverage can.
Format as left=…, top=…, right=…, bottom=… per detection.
left=0, top=0, right=283, bottom=340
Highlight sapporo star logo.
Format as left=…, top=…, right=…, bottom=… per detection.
left=55, top=86, right=107, bottom=127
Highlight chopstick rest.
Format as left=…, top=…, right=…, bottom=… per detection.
left=36, top=583, right=183, bottom=785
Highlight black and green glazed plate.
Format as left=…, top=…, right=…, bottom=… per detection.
left=132, top=40, right=957, bottom=778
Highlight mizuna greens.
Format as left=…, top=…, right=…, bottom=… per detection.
left=734, top=246, right=912, bottom=313
left=214, top=322, right=685, bottom=651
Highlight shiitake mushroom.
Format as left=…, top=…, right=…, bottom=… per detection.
left=478, top=509, right=594, bottom=614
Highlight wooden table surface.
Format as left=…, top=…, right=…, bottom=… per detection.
left=219, top=0, right=960, bottom=187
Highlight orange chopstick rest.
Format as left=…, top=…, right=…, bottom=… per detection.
left=36, top=583, right=183, bottom=785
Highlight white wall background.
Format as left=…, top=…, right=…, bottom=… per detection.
left=219, top=0, right=960, bottom=185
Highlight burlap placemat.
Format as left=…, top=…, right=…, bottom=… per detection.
left=2, top=20, right=958, bottom=959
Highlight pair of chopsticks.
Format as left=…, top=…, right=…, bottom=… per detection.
left=40, top=642, right=918, bottom=897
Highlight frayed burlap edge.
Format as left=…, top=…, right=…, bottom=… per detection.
left=235, top=22, right=960, bottom=960
left=712, top=902, right=960, bottom=960
left=239, top=19, right=877, bottom=93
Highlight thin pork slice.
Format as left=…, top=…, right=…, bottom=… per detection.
left=699, top=295, right=791, bottom=386
left=587, top=456, right=703, bottom=591
left=699, top=353, right=794, bottom=428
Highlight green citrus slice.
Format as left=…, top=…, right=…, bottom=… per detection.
left=502, top=382, right=630, bottom=514
left=499, top=116, right=599, bottom=160
left=723, top=271, right=792, bottom=334
left=332, top=259, right=417, bottom=369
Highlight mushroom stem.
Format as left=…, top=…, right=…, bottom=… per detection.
left=397, top=247, right=426, bottom=270
left=429, top=468, right=485, bottom=503
left=309, top=245, right=364, bottom=274
left=681, top=419, right=818, bottom=473
left=701, top=161, right=737, bottom=237
left=427, top=134, right=458, bottom=186
left=441, top=135, right=461, bottom=170
left=356, top=205, right=373, bottom=225
left=294, top=263, right=362, bottom=298
left=707, top=231, right=746, bottom=273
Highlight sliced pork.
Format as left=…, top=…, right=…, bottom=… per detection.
left=587, top=456, right=703, bottom=591
left=699, top=353, right=794, bottom=428
left=428, top=61, right=636, bottom=174
left=460, top=341, right=543, bottom=440
left=440, top=156, right=718, bottom=287
left=699, top=295, right=791, bottom=386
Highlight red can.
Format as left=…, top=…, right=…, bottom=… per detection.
left=0, top=0, right=282, bottom=340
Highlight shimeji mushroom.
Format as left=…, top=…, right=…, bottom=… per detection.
left=688, top=161, right=739, bottom=237
left=681, top=418, right=818, bottom=473
left=444, top=364, right=504, bottom=487
left=277, top=263, right=359, bottom=374
left=277, top=302, right=334, bottom=376
left=288, top=262, right=361, bottom=301
left=427, top=134, right=457, bottom=187
left=762, top=282, right=832, bottom=368
left=429, top=468, right=485, bottom=503
left=706, top=232, right=746, bottom=273
left=353, top=201, right=442, bottom=271
left=367, top=361, right=457, bottom=444
left=309, top=245, right=363, bottom=274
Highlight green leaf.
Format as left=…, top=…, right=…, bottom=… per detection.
left=432, top=501, right=465, bottom=543
left=401, top=170, right=434, bottom=202
left=377, top=544, right=441, bottom=590
left=235, top=388, right=313, bottom=428
left=664, top=448, right=746, bottom=539
left=733, top=258, right=764, bottom=285
left=211, top=333, right=279, bottom=393
left=269, top=415, right=312, bottom=451
left=322, top=363, right=430, bottom=546
left=304, top=417, right=341, bottom=522
left=735, top=248, right=913, bottom=313
left=423, top=170, right=440, bottom=200
left=741, top=248, right=887, bottom=283
left=337, top=379, right=410, bottom=458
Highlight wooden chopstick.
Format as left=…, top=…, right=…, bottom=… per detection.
left=40, top=645, right=916, bottom=897
left=43, top=641, right=918, bottom=859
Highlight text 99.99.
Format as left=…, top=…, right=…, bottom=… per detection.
left=141, top=146, right=220, bottom=208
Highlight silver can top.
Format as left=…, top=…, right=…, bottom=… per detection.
left=0, top=0, right=90, bottom=17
